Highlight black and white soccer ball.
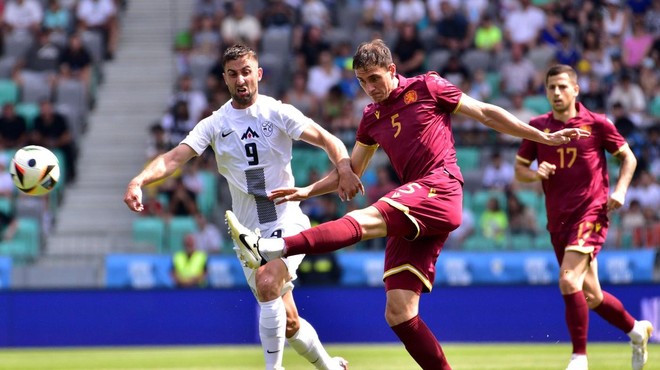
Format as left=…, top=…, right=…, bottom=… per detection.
left=10, top=145, right=60, bottom=196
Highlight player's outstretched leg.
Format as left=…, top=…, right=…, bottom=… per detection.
left=225, top=210, right=284, bottom=268
left=287, top=318, right=348, bottom=370
left=630, top=320, right=654, bottom=370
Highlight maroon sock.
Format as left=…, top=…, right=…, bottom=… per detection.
left=592, top=291, right=635, bottom=333
left=391, top=315, right=451, bottom=370
left=282, top=215, right=362, bottom=256
left=563, top=292, right=589, bottom=354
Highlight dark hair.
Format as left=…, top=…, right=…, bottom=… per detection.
left=352, top=39, right=393, bottom=71
left=545, top=64, right=577, bottom=85
left=222, top=44, right=257, bottom=68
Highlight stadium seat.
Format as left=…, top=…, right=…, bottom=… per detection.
left=508, top=233, right=535, bottom=250
left=461, top=49, right=492, bottom=74
left=455, top=146, right=481, bottom=171
left=132, top=217, right=166, bottom=252
left=650, top=95, right=660, bottom=118
left=10, top=217, right=41, bottom=261
left=196, top=170, right=218, bottom=218
left=0, top=79, right=19, bottom=106
left=15, top=102, right=40, bottom=130
left=462, top=234, right=496, bottom=251
left=0, top=56, right=17, bottom=79
left=515, top=189, right=541, bottom=211
left=167, top=216, right=198, bottom=253
left=188, top=53, right=215, bottom=91
left=19, top=72, right=51, bottom=104
left=2, top=31, right=33, bottom=59
left=485, top=72, right=501, bottom=101
left=0, top=196, right=13, bottom=214
left=533, top=233, right=552, bottom=250
left=426, top=49, right=451, bottom=72
left=292, top=148, right=330, bottom=187
left=523, top=95, right=552, bottom=115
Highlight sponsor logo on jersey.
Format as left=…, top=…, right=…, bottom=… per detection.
left=404, top=90, right=417, bottom=104
left=241, top=127, right=260, bottom=140
left=261, top=121, right=273, bottom=137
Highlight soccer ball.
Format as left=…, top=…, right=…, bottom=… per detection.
left=10, top=145, right=60, bottom=196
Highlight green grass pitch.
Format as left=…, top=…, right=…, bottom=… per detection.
left=0, top=343, right=657, bottom=369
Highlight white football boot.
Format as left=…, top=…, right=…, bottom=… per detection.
left=631, top=320, right=654, bottom=370
left=225, top=210, right=283, bottom=269
left=565, top=354, right=588, bottom=370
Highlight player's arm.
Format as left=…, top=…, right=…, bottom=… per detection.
left=270, top=142, right=377, bottom=204
left=124, top=144, right=197, bottom=212
left=608, top=144, right=637, bottom=211
left=456, top=94, right=590, bottom=145
left=298, top=121, right=364, bottom=200
left=514, top=157, right=556, bottom=183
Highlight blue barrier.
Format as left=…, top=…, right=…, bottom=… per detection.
left=0, top=285, right=657, bottom=347
left=107, top=250, right=657, bottom=289
left=0, top=257, right=10, bottom=288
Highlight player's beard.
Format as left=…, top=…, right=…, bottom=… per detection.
left=231, top=86, right=255, bottom=108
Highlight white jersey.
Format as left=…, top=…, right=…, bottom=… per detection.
left=182, top=94, right=312, bottom=236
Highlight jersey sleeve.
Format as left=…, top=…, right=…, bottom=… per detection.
left=181, top=115, right=213, bottom=155
left=600, top=117, right=628, bottom=155
left=426, top=72, right=462, bottom=113
left=278, top=102, right=313, bottom=140
left=516, top=138, right=537, bottom=165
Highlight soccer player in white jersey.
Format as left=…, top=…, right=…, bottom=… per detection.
left=124, top=44, right=361, bottom=370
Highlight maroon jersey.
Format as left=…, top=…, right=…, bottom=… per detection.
left=356, top=73, right=463, bottom=184
left=516, top=103, right=628, bottom=232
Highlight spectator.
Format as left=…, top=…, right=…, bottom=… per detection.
left=393, top=0, right=426, bottom=28
left=191, top=14, right=221, bottom=58
left=607, top=72, right=647, bottom=123
left=500, top=43, right=538, bottom=96
left=540, top=11, right=566, bottom=47
left=366, top=164, right=398, bottom=205
left=506, top=192, right=538, bottom=237
left=31, top=100, right=77, bottom=183
left=0, top=103, right=28, bottom=149
left=3, top=0, right=43, bottom=35
left=473, top=14, right=503, bottom=54
left=0, top=206, right=18, bottom=241
left=479, top=196, right=508, bottom=247
left=434, top=0, right=471, bottom=54
left=467, top=69, right=491, bottom=102
left=169, top=74, right=208, bottom=124
left=362, top=0, right=394, bottom=31
left=439, top=54, right=470, bottom=87
left=161, top=100, right=196, bottom=148
left=580, top=28, right=614, bottom=79
left=638, top=57, right=658, bottom=99
left=554, top=33, right=581, bottom=68
left=191, top=0, right=225, bottom=28
left=281, top=71, right=319, bottom=120
left=260, top=0, right=296, bottom=30
left=58, top=32, right=93, bottom=87
left=392, top=22, right=426, bottom=77
left=602, top=0, right=629, bottom=41
left=162, top=176, right=198, bottom=217
left=645, top=0, right=660, bottom=36
left=170, top=233, right=208, bottom=288
left=580, top=77, right=608, bottom=113
left=482, top=150, right=515, bottom=190
left=306, top=49, right=341, bottom=100
left=627, top=170, right=660, bottom=210
left=193, top=213, right=222, bottom=254
left=14, top=29, right=61, bottom=91
left=76, top=0, right=118, bottom=60
left=498, top=92, right=538, bottom=146
left=622, top=19, right=654, bottom=68
left=503, top=0, right=545, bottom=49
left=145, top=122, right=172, bottom=161
left=300, top=0, right=330, bottom=29
left=617, top=199, right=646, bottom=247
left=295, top=24, right=330, bottom=68
left=220, top=0, right=262, bottom=50
left=42, top=0, right=72, bottom=38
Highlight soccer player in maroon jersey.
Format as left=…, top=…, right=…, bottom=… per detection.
left=515, top=64, right=653, bottom=370
left=226, top=40, right=588, bottom=370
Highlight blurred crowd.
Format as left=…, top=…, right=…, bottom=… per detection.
left=142, top=0, right=660, bottom=253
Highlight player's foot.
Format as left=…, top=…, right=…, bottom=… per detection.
left=631, top=320, right=653, bottom=370
left=332, top=357, right=348, bottom=370
left=565, top=354, right=588, bottom=370
left=225, top=210, right=283, bottom=269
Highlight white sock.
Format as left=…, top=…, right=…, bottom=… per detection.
left=259, top=298, right=286, bottom=370
left=627, top=320, right=645, bottom=343
left=287, top=317, right=335, bottom=370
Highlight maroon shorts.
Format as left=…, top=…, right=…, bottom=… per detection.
left=550, top=220, right=608, bottom=264
left=372, top=170, right=462, bottom=294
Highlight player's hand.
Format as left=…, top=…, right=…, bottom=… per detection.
left=607, top=191, right=625, bottom=212
left=545, top=128, right=591, bottom=146
left=124, top=183, right=144, bottom=212
left=337, top=167, right=364, bottom=202
left=536, top=161, right=556, bottom=180
left=269, top=187, right=311, bottom=205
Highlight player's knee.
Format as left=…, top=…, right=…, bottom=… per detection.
left=384, top=302, right=414, bottom=326
left=255, top=268, right=281, bottom=301
left=583, top=290, right=603, bottom=309
left=558, top=270, right=581, bottom=293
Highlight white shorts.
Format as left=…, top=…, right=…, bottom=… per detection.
left=234, top=215, right=309, bottom=299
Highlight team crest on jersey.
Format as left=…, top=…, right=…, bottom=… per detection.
left=544, top=128, right=551, bottom=133
left=375, top=111, right=380, bottom=119
left=261, top=121, right=274, bottom=137
left=404, top=90, right=417, bottom=104
left=579, top=125, right=592, bottom=133
left=241, top=127, right=260, bottom=140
